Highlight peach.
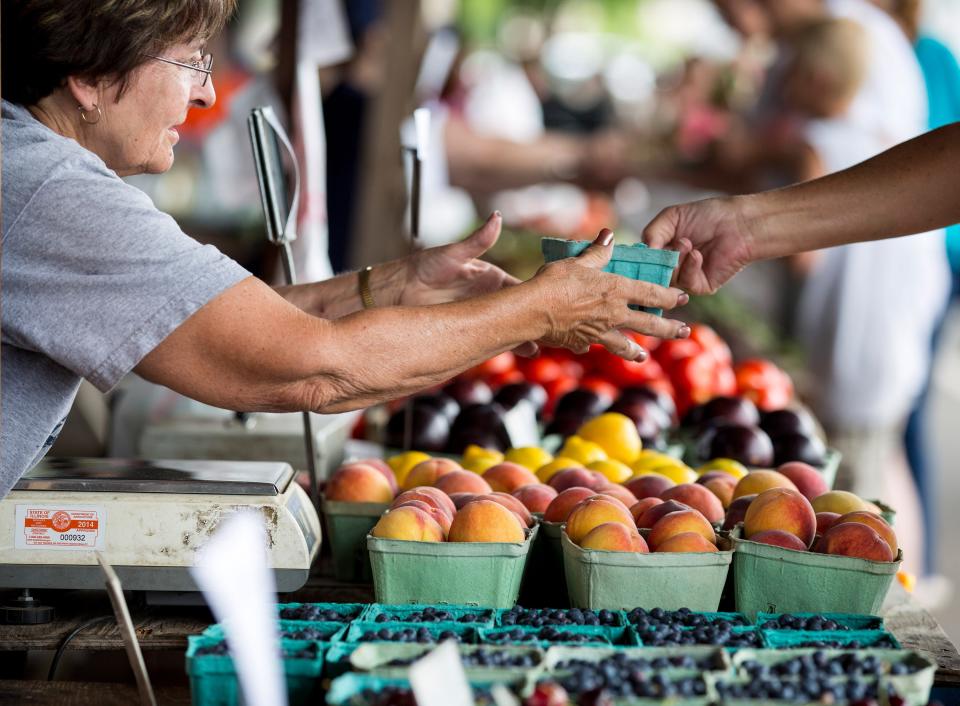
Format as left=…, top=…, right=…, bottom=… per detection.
left=599, top=485, right=638, bottom=508
left=448, top=500, right=526, bottom=543
left=721, top=494, right=756, bottom=531
left=655, top=532, right=718, bottom=553
left=543, top=488, right=597, bottom=523
left=511, top=484, right=558, bottom=514
left=732, top=470, right=798, bottom=500
left=590, top=471, right=615, bottom=489
left=822, top=522, right=895, bottom=562
left=565, top=496, right=636, bottom=544
left=749, top=529, right=808, bottom=551
left=548, top=468, right=604, bottom=493
left=434, top=470, right=493, bottom=496
left=481, top=492, right=534, bottom=527
left=624, top=473, right=675, bottom=500
left=648, top=509, right=716, bottom=550
left=341, top=459, right=398, bottom=494
left=325, top=464, right=395, bottom=503
left=660, top=484, right=725, bottom=523
left=811, top=490, right=869, bottom=516
left=580, top=522, right=649, bottom=553
left=629, top=497, right=663, bottom=524
left=391, top=487, right=456, bottom=519
left=816, top=512, right=842, bottom=536
left=402, top=458, right=462, bottom=491
left=702, top=479, right=734, bottom=509
left=449, top=493, right=478, bottom=510
left=835, top=511, right=898, bottom=557
left=392, top=499, right=452, bottom=535
left=696, top=471, right=738, bottom=489
left=483, top=463, right=540, bottom=493
left=777, top=462, right=829, bottom=501
left=635, top=499, right=692, bottom=529
left=371, top=505, right=444, bottom=541
left=743, top=487, right=816, bottom=548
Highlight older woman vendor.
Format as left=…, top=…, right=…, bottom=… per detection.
left=0, top=0, right=689, bottom=493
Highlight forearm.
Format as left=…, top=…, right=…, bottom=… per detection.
left=743, top=123, right=960, bottom=260
left=274, top=259, right=407, bottom=319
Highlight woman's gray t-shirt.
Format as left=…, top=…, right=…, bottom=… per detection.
left=1, top=100, right=250, bottom=493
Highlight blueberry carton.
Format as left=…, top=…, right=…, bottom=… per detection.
left=360, top=603, right=494, bottom=627
left=277, top=601, right=366, bottom=623
left=366, top=525, right=537, bottom=608
left=186, top=635, right=323, bottom=706
left=561, top=530, right=733, bottom=611
left=761, top=629, right=901, bottom=650
left=478, top=625, right=629, bottom=648
left=348, top=642, right=544, bottom=682
left=495, top=606, right=625, bottom=629
left=540, top=237, right=680, bottom=316
left=325, top=673, right=525, bottom=706
left=203, top=619, right=346, bottom=644
left=757, top=612, right=884, bottom=632
left=625, top=607, right=760, bottom=649
left=343, top=620, right=479, bottom=645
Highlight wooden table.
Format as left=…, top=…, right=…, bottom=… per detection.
left=0, top=576, right=956, bottom=703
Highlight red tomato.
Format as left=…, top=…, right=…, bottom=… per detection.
left=465, top=351, right=516, bottom=379
left=592, top=348, right=666, bottom=387
left=518, top=356, right=564, bottom=385
left=626, top=331, right=662, bottom=353
left=713, top=364, right=738, bottom=397
left=670, top=351, right=717, bottom=401
left=653, top=338, right=704, bottom=376
left=579, top=376, right=620, bottom=402
left=735, top=358, right=795, bottom=411
left=688, top=324, right=733, bottom=366
left=486, top=369, right=525, bottom=390
left=561, top=359, right=585, bottom=380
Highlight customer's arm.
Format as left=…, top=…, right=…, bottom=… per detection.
left=135, top=232, right=689, bottom=414
left=643, top=122, right=960, bottom=294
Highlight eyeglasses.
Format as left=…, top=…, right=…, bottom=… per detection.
left=145, top=53, right=213, bottom=87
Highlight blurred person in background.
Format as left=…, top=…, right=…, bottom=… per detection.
left=870, top=0, right=960, bottom=590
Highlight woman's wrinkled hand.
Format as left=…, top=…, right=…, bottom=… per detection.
left=642, top=196, right=756, bottom=295
left=530, top=229, right=690, bottom=361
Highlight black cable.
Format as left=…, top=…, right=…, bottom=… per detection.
left=47, top=614, right=114, bottom=680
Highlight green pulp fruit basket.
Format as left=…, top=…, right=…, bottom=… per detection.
left=755, top=611, right=884, bottom=631
left=761, top=629, right=900, bottom=649
left=540, top=237, right=679, bottom=316
left=202, top=620, right=346, bottom=643
left=276, top=601, right=366, bottom=623
left=185, top=635, right=323, bottom=706
left=342, top=621, right=479, bottom=645
left=359, top=603, right=495, bottom=626
left=366, top=526, right=537, bottom=608
left=325, top=673, right=529, bottom=706
left=477, top=624, right=631, bottom=647
left=730, top=530, right=902, bottom=619
left=561, top=531, right=733, bottom=611
left=321, top=497, right=390, bottom=582
left=347, top=642, right=544, bottom=681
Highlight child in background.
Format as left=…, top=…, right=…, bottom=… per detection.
left=785, top=18, right=950, bottom=577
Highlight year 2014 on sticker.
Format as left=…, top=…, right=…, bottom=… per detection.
left=14, top=505, right=106, bottom=550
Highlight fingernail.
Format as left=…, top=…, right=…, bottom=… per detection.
left=677, top=325, right=691, bottom=339
left=599, top=230, right=614, bottom=247
left=493, top=210, right=501, bottom=218
left=677, top=293, right=689, bottom=306
left=635, top=348, right=648, bottom=362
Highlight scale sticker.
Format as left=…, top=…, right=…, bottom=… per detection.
left=15, top=505, right=106, bottom=551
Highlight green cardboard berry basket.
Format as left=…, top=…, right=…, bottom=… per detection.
left=722, top=648, right=935, bottom=706
left=185, top=635, right=323, bottom=706
left=561, top=531, right=733, bottom=611
left=730, top=529, right=902, bottom=619
left=541, top=644, right=730, bottom=675
left=495, top=606, right=628, bottom=628
left=366, top=525, right=538, bottom=608
left=477, top=625, right=622, bottom=648
left=323, top=642, right=362, bottom=679
left=870, top=498, right=897, bottom=526
left=277, top=601, right=366, bottom=623
left=540, top=237, right=679, bottom=316
left=624, top=609, right=749, bottom=628
left=202, top=620, right=347, bottom=643
left=325, top=672, right=531, bottom=706
left=360, top=603, right=495, bottom=627
left=761, top=629, right=900, bottom=649
left=755, top=611, right=883, bottom=631
left=321, top=496, right=390, bottom=582
left=347, top=642, right=545, bottom=681
left=342, top=620, right=479, bottom=645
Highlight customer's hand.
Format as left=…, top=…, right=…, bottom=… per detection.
left=642, top=196, right=756, bottom=295
left=531, top=229, right=690, bottom=361
left=399, top=212, right=518, bottom=307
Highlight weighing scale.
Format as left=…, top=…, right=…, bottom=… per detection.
left=0, top=458, right=321, bottom=594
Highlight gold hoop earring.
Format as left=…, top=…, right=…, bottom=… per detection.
left=78, top=104, right=102, bottom=125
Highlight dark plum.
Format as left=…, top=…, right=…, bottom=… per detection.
left=697, top=423, right=774, bottom=467
left=554, top=389, right=611, bottom=420
left=385, top=404, right=450, bottom=452
left=446, top=403, right=510, bottom=453
left=443, top=378, right=493, bottom=406
left=494, top=382, right=547, bottom=416
left=760, top=408, right=816, bottom=438
left=413, top=392, right=460, bottom=421
left=773, top=432, right=827, bottom=467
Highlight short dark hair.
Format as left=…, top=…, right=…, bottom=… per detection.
left=2, top=0, right=237, bottom=106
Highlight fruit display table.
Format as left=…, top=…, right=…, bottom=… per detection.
left=0, top=571, right=957, bottom=705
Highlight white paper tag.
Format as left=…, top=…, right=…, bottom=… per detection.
left=15, top=505, right=106, bottom=551
left=409, top=641, right=473, bottom=706
left=502, top=400, right=540, bottom=449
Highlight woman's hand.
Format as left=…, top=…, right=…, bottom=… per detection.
left=642, top=196, right=757, bottom=295
left=398, top=212, right=518, bottom=307
left=530, top=229, right=690, bottom=361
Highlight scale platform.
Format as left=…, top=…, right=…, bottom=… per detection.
left=0, top=458, right=321, bottom=592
